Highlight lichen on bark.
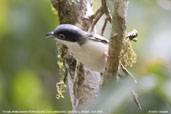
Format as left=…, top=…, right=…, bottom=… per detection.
left=120, top=38, right=137, bottom=67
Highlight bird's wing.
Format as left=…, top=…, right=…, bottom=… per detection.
left=87, top=33, right=109, bottom=44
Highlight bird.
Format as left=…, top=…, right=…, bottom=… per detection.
left=45, top=24, right=135, bottom=80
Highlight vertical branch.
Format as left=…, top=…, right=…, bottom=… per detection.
left=104, top=0, right=129, bottom=82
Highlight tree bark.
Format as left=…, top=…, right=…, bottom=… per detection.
left=50, top=0, right=103, bottom=112
left=104, top=0, right=129, bottom=82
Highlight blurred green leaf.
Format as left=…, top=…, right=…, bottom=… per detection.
left=86, top=79, right=136, bottom=114
left=146, top=60, right=170, bottom=82
left=11, top=69, right=43, bottom=107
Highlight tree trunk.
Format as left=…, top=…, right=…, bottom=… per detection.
left=50, top=0, right=103, bottom=112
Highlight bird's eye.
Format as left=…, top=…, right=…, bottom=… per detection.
left=58, top=34, right=65, bottom=40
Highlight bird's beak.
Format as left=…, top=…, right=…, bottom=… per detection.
left=45, top=32, right=54, bottom=38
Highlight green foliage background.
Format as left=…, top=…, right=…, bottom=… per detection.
left=0, top=0, right=71, bottom=112
left=0, top=0, right=171, bottom=114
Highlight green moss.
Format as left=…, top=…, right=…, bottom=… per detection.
left=56, top=43, right=67, bottom=99
left=56, top=80, right=67, bottom=99
left=51, top=4, right=58, bottom=15
left=120, top=38, right=137, bottom=67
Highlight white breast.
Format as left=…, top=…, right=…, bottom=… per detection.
left=63, top=40, right=108, bottom=72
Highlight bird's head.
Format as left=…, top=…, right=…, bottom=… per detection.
left=45, top=24, right=87, bottom=46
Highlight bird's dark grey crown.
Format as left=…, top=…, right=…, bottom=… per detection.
left=53, top=24, right=86, bottom=44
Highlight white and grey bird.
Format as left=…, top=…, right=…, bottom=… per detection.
left=46, top=24, right=134, bottom=79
